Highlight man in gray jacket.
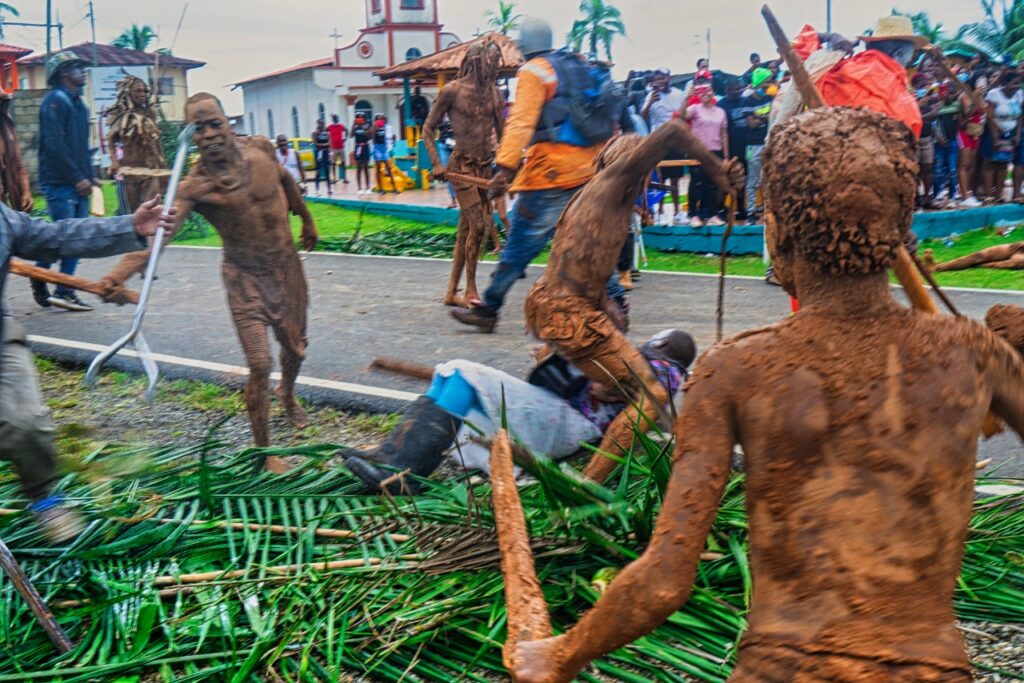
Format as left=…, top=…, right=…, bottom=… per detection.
left=1, top=195, right=171, bottom=542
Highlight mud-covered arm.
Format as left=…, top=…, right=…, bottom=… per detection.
left=610, top=119, right=741, bottom=196
left=510, top=351, right=737, bottom=683
left=280, top=164, right=317, bottom=250
left=422, top=86, right=454, bottom=173
left=989, top=334, right=1024, bottom=438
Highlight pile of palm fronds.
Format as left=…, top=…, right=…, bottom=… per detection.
left=318, top=224, right=457, bottom=259
left=1, top=428, right=1022, bottom=682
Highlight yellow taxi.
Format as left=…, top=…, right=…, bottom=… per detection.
left=288, top=138, right=316, bottom=172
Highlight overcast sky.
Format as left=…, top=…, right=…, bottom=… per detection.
left=13, top=0, right=986, bottom=114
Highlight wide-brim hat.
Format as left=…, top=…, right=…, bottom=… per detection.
left=46, top=49, right=89, bottom=85
left=859, top=16, right=928, bottom=49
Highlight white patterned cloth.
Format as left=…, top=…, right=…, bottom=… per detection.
left=435, top=360, right=603, bottom=473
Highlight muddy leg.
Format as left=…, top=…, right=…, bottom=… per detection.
left=234, top=318, right=287, bottom=472
left=583, top=397, right=665, bottom=484
left=489, top=429, right=552, bottom=669
left=274, top=343, right=309, bottom=430
left=979, top=257, right=1024, bottom=270
left=462, top=202, right=488, bottom=303
left=445, top=217, right=469, bottom=305
left=932, top=243, right=1024, bottom=271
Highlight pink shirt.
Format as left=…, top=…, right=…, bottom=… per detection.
left=686, top=103, right=726, bottom=152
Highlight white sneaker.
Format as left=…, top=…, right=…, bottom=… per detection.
left=672, top=211, right=688, bottom=225
left=706, top=216, right=726, bottom=226
left=689, top=216, right=704, bottom=227
left=960, top=195, right=982, bottom=208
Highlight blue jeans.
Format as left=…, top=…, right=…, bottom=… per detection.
left=482, top=186, right=581, bottom=312
left=934, top=141, right=959, bottom=198
left=39, top=184, right=89, bottom=295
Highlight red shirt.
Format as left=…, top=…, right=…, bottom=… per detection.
left=327, top=123, right=347, bottom=149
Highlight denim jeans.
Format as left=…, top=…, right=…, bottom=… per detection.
left=933, top=141, right=959, bottom=198
left=745, top=144, right=765, bottom=216
left=39, top=183, right=89, bottom=295
left=482, top=186, right=581, bottom=312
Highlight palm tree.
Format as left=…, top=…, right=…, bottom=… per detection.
left=566, top=0, right=626, bottom=61
left=484, top=0, right=521, bottom=36
left=891, top=8, right=949, bottom=45
left=949, top=0, right=1024, bottom=60
left=112, top=24, right=158, bottom=52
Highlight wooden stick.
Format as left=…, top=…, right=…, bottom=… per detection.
left=140, top=517, right=412, bottom=544
left=9, top=259, right=139, bottom=305
left=891, top=249, right=938, bottom=314
left=0, top=537, right=73, bottom=653
left=490, top=430, right=552, bottom=669
left=370, top=357, right=435, bottom=381
left=761, top=5, right=826, bottom=109
left=443, top=171, right=493, bottom=188
left=152, top=555, right=418, bottom=586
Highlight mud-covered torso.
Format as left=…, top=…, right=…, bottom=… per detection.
left=719, top=309, right=992, bottom=668
left=184, top=137, right=299, bottom=271
left=446, top=80, right=500, bottom=165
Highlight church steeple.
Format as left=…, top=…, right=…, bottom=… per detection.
left=366, top=0, right=438, bottom=26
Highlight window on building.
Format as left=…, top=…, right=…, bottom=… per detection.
left=370, top=0, right=382, bottom=13
left=318, top=102, right=326, bottom=123
left=400, top=0, right=425, bottom=8
left=405, top=47, right=423, bottom=61
left=157, top=77, right=174, bottom=96
left=249, top=112, right=255, bottom=135
left=291, top=107, right=300, bottom=137
left=267, top=109, right=275, bottom=138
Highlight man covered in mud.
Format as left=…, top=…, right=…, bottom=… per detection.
left=498, top=108, right=1024, bottom=682
left=422, top=38, right=504, bottom=306
left=100, top=94, right=317, bottom=471
left=106, top=75, right=166, bottom=212
left=526, top=120, right=741, bottom=484
left=925, top=242, right=1024, bottom=271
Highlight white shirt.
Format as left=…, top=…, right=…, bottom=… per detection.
left=985, top=87, right=1023, bottom=134
left=275, top=147, right=302, bottom=183
left=645, top=86, right=686, bottom=131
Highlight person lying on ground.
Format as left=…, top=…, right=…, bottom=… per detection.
left=340, top=329, right=696, bottom=494
left=924, top=242, right=1024, bottom=271
left=499, top=107, right=1024, bottom=683
left=0, top=196, right=173, bottom=542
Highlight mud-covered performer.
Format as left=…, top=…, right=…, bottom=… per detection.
left=500, top=108, right=1024, bottom=683
left=925, top=242, right=1024, bottom=271
left=106, top=75, right=167, bottom=212
left=422, top=38, right=504, bottom=306
left=526, top=119, right=742, bottom=484
left=99, top=94, right=318, bottom=471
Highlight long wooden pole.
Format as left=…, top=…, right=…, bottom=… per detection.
left=9, top=260, right=139, bottom=305
left=0, top=537, right=73, bottom=653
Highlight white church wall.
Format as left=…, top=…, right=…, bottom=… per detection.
left=243, top=73, right=341, bottom=139
left=391, top=0, right=436, bottom=24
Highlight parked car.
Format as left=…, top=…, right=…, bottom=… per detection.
left=288, top=138, right=316, bottom=172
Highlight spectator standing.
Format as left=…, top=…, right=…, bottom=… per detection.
left=981, top=70, right=1022, bottom=202
left=410, top=86, right=431, bottom=130
left=327, top=114, right=349, bottom=185
left=275, top=134, right=304, bottom=192
left=743, top=69, right=773, bottom=222
left=933, top=83, right=961, bottom=206
left=958, top=73, right=989, bottom=208
left=718, top=77, right=749, bottom=219
left=684, top=85, right=728, bottom=227
left=741, top=53, right=762, bottom=84
left=34, top=50, right=97, bottom=312
left=915, top=80, right=940, bottom=208
left=372, top=114, right=398, bottom=193
left=351, top=115, right=372, bottom=195
left=311, top=119, right=332, bottom=196
left=641, top=69, right=687, bottom=223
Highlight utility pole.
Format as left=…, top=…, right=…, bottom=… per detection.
left=88, top=2, right=98, bottom=66
left=826, top=0, right=832, bottom=33
left=57, top=10, right=63, bottom=48
left=706, top=28, right=711, bottom=65
left=45, top=0, right=52, bottom=58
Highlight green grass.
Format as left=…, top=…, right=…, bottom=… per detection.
left=39, top=184, right=1023, bottom=291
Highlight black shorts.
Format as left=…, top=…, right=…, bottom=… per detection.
left=661, top=149, right=687, bottom=180
left=354, top=144, right=370, bottom=163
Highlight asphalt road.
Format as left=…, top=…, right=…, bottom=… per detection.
left=8, top=246, right=1023, bottom=477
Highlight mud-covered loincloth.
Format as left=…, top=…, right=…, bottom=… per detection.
left=448, top=153, right=493, bottom=209
left=221, top=253, right=308, bottom=357
left=731, top=639, right=972, bottom=682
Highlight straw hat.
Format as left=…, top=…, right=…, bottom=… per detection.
left=859, top=16, right=928, bottom=49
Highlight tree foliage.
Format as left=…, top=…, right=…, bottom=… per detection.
left=112, top=24, right=158, bottom=52
left=484, top=0, right=521, bottom=36
left=950, top=0, right=1024, bottom=60
left=567, top=0, right=626, bottom=61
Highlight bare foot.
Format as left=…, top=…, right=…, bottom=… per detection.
left=263, top=455, right=291, bottom=474
left=444, top=294, right=467, bottom=307
left=274, top=386, right=310, bottom=429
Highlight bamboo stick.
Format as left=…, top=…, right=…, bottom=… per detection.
left=148, top=517, right=412, bottom=544
left=9, top=259, right=139, bottom=305
left=152, top=556, right=418, bottom=586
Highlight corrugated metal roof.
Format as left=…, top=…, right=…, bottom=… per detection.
left=375, top=32, right=523, bottom=80
left=19, top=42, right=205, bottom=69
left=233, top=57, right=335, bottom=87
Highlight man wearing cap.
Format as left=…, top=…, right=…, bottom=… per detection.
left=33, top=50, right=99, bottom=312
left=450, top=18, right=615, bottom=332
left=773, top=15, right=925, bottom=137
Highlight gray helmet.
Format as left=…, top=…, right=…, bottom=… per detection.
left=517, top=17, right=553, bottom=58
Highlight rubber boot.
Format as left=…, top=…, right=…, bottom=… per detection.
left=341, top=397, right=461, bottom=494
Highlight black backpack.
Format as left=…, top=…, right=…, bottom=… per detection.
left=532, top=50, right=625, bottom=147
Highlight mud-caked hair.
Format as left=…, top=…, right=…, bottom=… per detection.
left=762, top=107, right=917, bottom=275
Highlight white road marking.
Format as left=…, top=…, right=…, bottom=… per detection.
left=167, top=246, right=1024, bottom=295
left=27, top=335, right=419, bottom=403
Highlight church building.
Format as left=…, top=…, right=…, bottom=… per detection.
left=234, top=0, right=460, bottom=138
